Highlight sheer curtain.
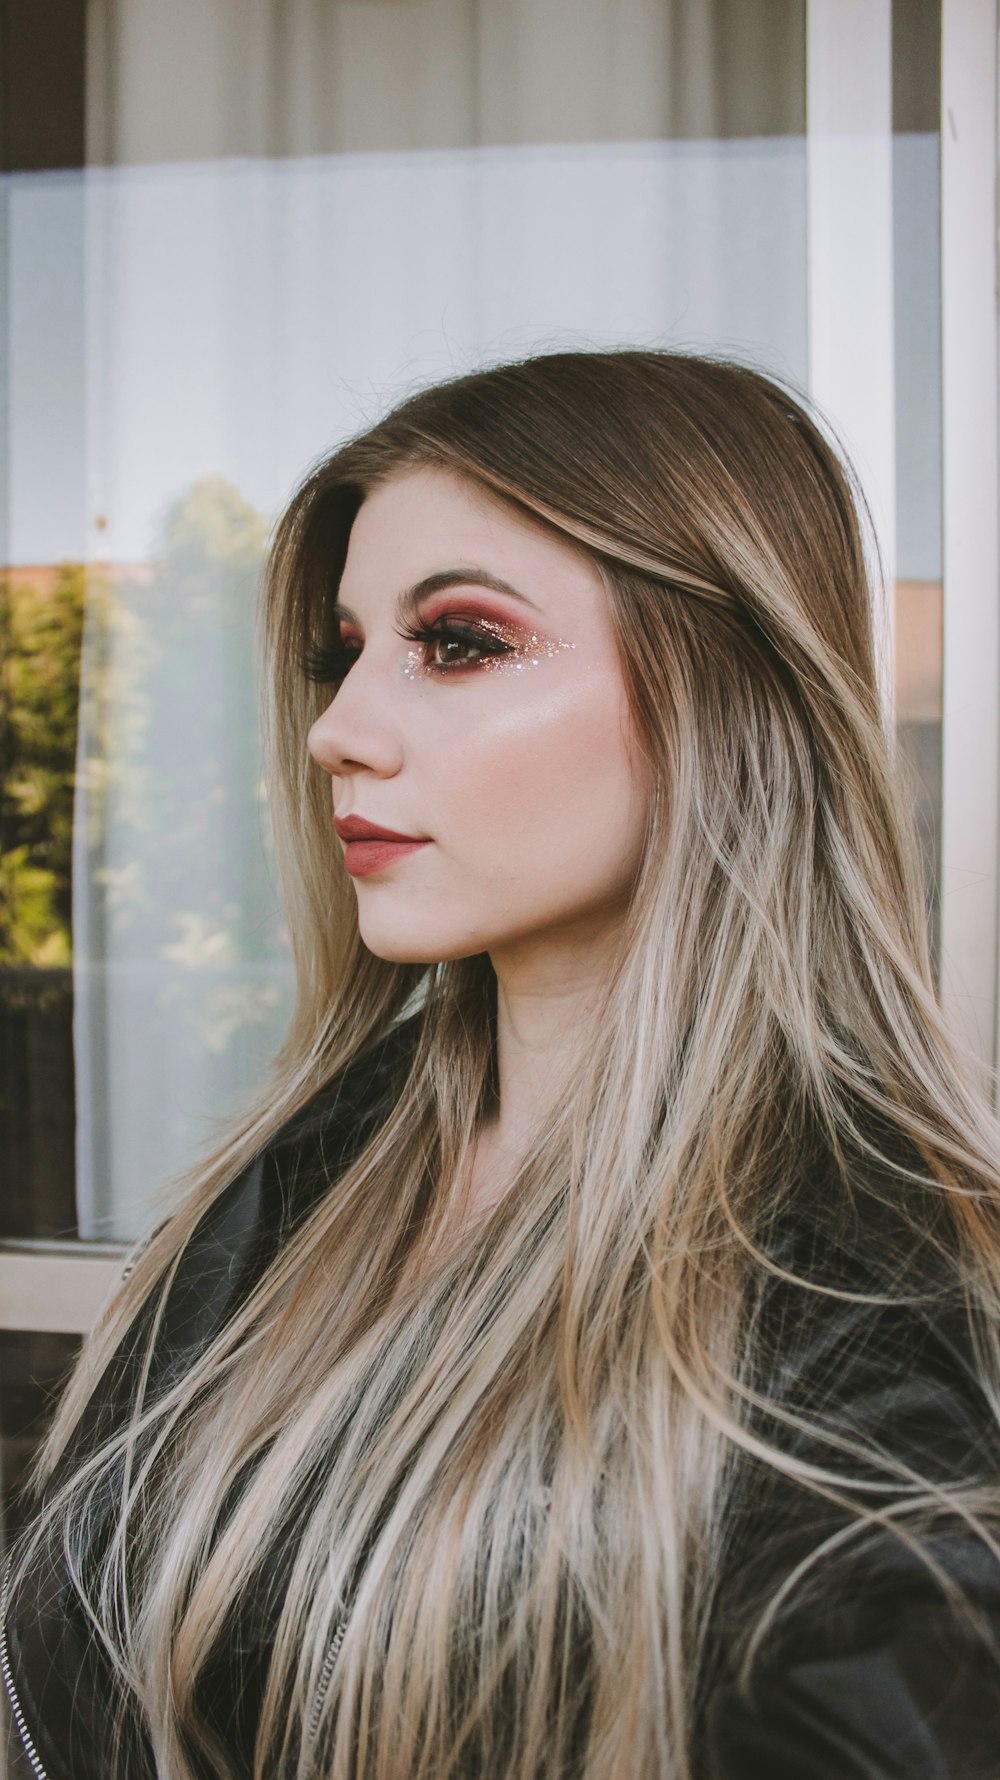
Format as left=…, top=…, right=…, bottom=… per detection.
left=70, top=0, right=807, bottom=1237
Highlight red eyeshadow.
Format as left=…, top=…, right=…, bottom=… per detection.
left=416, top=591, right=538, bottom=635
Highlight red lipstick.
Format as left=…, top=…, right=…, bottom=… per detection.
left=334, top=815, right=421, bottom=842
left=333, top=814, right=430, bottom=878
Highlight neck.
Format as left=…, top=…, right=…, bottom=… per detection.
left=457, top=911, right=626, bottom=1222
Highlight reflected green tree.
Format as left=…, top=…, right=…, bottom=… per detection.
left=2, top=483, right=296, bottom=1238
left=0, top=564, right=85, bottom=964
left=0, top=567, right=84, bottom=1235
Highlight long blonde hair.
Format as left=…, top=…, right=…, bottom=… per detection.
left=24, top=349, right=1000, bottom=1778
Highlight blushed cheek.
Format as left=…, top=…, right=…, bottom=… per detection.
left=459, top=692, right=643, bottom=897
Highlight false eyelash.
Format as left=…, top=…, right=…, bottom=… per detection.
left=299, top=619, right=515, bottom=685
left=300, top=641, right=358, bottom=684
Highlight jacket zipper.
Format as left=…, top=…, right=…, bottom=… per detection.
left=2, top=1545, right=344, bottom=1777
left=1, top=1554, right=52, bottom=1780
left=305, top=1622, right=347, bottom=1746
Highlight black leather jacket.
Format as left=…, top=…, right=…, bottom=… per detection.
left=5, top=1019, right=1000, bottom=1778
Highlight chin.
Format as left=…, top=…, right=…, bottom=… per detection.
left=356, top=920, right=487, bottom=966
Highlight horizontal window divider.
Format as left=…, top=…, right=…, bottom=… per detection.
left=0, top=1238, right=127, bottom=1259
left=0, top=1246, right=126, bottom=1334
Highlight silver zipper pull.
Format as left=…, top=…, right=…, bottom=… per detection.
left=304, top=1621, right=347, bottom=1747
left=1, top=1555, right=53, bottom=1780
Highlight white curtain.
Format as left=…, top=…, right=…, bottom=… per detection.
left=63, top=0, right=808, bottom=1237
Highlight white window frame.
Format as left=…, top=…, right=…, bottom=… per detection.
left=806, top=0, right=897, bottom=721
left=807, top=0, right=1000, bottom=1099
left=939, top=0, right=1000, bottom=1092
left=0, top=1240, right=124, bottom=1333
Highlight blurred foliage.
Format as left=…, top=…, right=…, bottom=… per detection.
left=83, top=476, right=273, bottom=935
left=2, top=475, right=290, bottom=1019
left=76, top=475, right=290, bottom=1055
left=0, top=564, right=86, bottom=964
left=1, top=477, right=296, bottom=1241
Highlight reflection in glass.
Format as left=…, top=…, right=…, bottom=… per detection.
left=1, top=568, right=83, bottom=1239
left=895, top=580, right=943, bottom=978
left=74, top=480, right=293, bottom=1239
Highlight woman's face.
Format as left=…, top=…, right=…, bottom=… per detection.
left=306, top=466, right=650, bottom=967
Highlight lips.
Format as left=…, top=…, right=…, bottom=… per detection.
left=334, top=814, right=424, bottom=843
left=333, top=813, right=431, bottom=878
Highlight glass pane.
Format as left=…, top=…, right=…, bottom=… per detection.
left=3, top=1, right=808, bottom=1246
left=2, top=0, right=87, bottom=1251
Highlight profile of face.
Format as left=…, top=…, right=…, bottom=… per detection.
left=306, top=466, right=650, bottom=969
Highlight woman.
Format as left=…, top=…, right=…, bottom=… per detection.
left=5, top=348, right=1000, bottom=1779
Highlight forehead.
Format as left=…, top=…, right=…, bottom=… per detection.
left=338, top=465, right=609, bottom=625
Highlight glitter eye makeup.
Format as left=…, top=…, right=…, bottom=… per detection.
left=300, top=604, right=574, bottom=685
left=399, top=612, right=575, bottom=680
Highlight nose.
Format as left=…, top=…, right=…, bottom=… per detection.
left=306, top=666, right=404, bottom=782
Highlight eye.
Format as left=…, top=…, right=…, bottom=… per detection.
left=400, top=618, right=516, bottom=674
left=426, top=630, right=493, bottom=669
left=298, top=615, right=523, bottom=684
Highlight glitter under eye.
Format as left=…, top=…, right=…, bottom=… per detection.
left=399, top=623, right=575, bottom=680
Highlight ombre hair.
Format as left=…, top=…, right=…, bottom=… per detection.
left=24, top=349, right=1000, bottom=1778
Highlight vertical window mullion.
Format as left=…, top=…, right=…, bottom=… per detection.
left=939, top=0, right=1000, bottom=1087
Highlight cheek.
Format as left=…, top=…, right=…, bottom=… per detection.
left=432, top=677, right=645, bottom=888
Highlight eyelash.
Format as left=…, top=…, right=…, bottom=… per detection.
left=300, top=618, right=516, bottom=684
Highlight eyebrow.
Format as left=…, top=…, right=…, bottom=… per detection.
left=331, top=567, right=543, bottom=628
